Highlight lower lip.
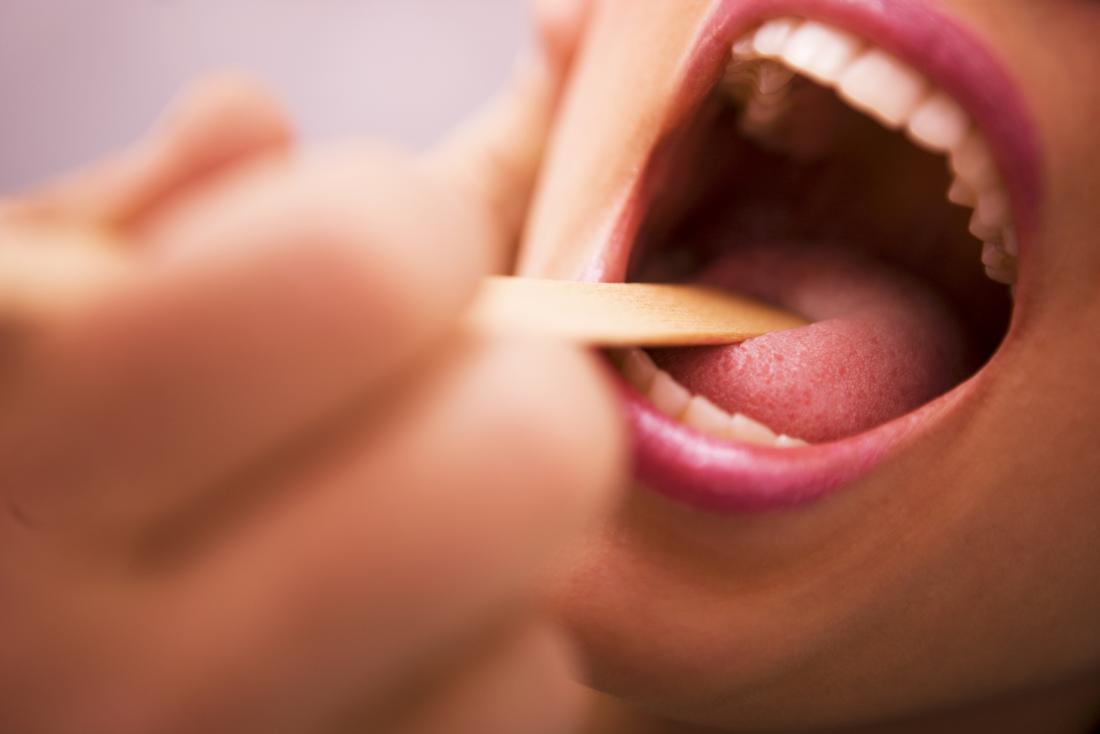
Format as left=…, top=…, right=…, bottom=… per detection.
left=620, top=372, right=972, bottom=512
left=605, top=0, right=1037, bottom=512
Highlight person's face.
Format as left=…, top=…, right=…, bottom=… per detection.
left=520, top=0, right=1100, bottom=729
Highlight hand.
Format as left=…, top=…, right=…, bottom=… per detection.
left=0, top=9, right=621, bottom=734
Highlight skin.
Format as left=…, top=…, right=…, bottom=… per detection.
left=518, top=0, right=1100, bottom=731
left=4, top=2, right=1098, bottom=732
left=0, top=6, right=628, bottom=732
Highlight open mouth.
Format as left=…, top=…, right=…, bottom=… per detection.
left=600, top=2, right=1042, bottom=511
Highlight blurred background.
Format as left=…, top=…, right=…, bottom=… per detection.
left=0, top=0, right=526, bottom=192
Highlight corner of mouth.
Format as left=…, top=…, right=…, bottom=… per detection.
left=595, top=0, right=1044, bottom=512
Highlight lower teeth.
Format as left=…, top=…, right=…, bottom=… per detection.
left=620, top=349, right=809, bottom=448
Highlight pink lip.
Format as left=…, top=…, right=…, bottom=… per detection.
left=599, top=0, right=1043, bottom=512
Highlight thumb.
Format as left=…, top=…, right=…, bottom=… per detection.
left=426, top=0, right=591, bottom=272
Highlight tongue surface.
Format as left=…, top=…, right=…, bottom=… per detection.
left=650, top=242, right=974, bottom=443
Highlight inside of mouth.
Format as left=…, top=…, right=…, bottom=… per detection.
left=620, top=19, right=1014, bottom=447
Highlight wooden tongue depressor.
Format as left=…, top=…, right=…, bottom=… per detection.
left=466, top=276, right=808, bottom=347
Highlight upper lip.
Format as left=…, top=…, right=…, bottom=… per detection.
left=600, top=0, right=1043, bottom=511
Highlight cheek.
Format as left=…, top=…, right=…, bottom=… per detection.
left=544, top=487, right=902, bottom=728
left=548, top=423, right=1100, bottom=729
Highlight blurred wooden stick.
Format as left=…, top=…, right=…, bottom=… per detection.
left=466, top=276, right=807, bottom=347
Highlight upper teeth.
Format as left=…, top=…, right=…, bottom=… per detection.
left=726, top=17, right=1019, bottom=287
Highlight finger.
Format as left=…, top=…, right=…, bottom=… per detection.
left=0, top=75, right=292, bottom=347
left=534, top=0, right=594, bottom=73
left=1, top=74, right=292, bottom=231
left=0, top=234, right=134, bottom=326
left=1, top=146, right=496, bottom=536
left=426, top=0, right=591, bottom=270
left=147, top=337, right=625, bottom=733
left=393, top=623, right=585, bottom=734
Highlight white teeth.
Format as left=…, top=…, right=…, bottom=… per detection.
left=981, top=241, right=1010, bottom=270
left=907, top=92, right=970, bottom=153
left=622, top=348, right=658, bottom=392
left=724, top=55, right=795, bottom=130
left=776, top=435, right=809, bottom=448
left=729, top=17, right=1020, bottom=288
left=729, top=413, right=779, bottom=446
left=975, top=189, right=1011, bottom=231
left=733, top=34, right=756, bottom=57
left=758, top=62, right=796, bottom=95
left=985, top=265, right=1017, bottom=285
left=948, top=134, right=1018, bottom=287
left=779, top=22, right=863, bottom=85
left=950, top=133, right=999, bottom=193
left=629, top=350, right=808, bottom=448
left=649, top=370, right=692, bottom=419
left=969, top=210, right=1001, bottom=243
left=837, top=49, right=929, bottom=129
left=947, top=178, right=978, bottom=208
left=753, top=18, right=800, bottom=56
left=980, top=240, right=1018, bottom=285
left=731, top=60, right=797, bottom=145
left=683, top=395, right=734, bottom=437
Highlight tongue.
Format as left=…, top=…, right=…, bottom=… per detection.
left=650, top=241, right=975, bottom=443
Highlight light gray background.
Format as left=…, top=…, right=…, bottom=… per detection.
left=0, top=1, right=526, bottom=192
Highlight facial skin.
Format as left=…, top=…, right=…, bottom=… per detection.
left=520, top=1, right=1100, bottom=731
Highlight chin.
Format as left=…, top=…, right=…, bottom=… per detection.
left=525, top=0, right=1100, bottom=730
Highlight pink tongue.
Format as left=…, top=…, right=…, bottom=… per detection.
left=650, top=242, right=974, bottom=443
